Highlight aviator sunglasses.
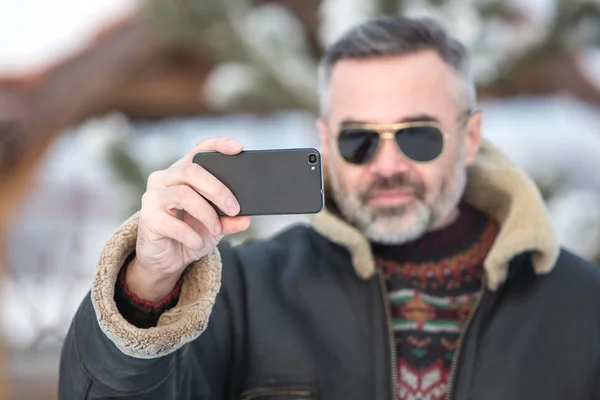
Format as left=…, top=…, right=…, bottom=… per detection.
left=337, top=120, right=449, bottom=165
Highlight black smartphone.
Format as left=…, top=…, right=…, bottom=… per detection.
left=192, top=148, right=324, bottom=216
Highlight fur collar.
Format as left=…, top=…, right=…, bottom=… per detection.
left=309, top=139, right=560, bottom=291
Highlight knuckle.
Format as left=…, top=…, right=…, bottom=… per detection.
left=140, top=191, right=156, bottom=208
left=146, top=170, right=164, bottom=188
left=180, top=162, right=199, bottom=179
left=215, top=182, right=232, bottom=201
left=203, top=175, right=224, bottom=197
left=172, top=185, right=191, bottom=203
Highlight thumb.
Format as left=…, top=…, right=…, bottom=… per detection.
left=220, top=216, right=251, bottom=235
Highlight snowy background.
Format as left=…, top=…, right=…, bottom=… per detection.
left=2, top=0, right=600, bottom=398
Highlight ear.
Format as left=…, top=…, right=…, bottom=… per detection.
left=316, top=118, right=330, bottom=159
left=464, top=110, right=482, bottom=166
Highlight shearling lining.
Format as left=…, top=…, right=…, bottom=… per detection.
left=91, top=212, right=222, bottom=359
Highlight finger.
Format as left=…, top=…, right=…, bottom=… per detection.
left=147, top=169, right=166, bottom=191
left=220, top=216, right=251, bottom=235
left=159, top=163, right=241, bottom=217
left=144, top=185, right=223, bottom=235
left=144, top=211, right=205, bottom=251
left=171, top=137, right=244, bottom=168
left=182, top=213, right=250, bottom=240
left=182, top=210, right=212, bottom=236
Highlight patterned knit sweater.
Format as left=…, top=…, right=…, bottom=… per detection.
left=115, top=203, right=498, bottom=400
left=372, top=202, right=498, bottom=400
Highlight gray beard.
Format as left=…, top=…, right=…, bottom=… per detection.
left=329, top=160, right=467, bottom=245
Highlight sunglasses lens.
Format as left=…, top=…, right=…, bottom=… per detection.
left=396, top=126, right=444, bottom=162
left=338, top=129, right=380, bottom=164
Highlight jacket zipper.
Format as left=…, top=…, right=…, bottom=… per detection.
left=377, top=265, right=398, bottom=400
left=240, top=389, right=313, bottom=400
left=444, top=278, right=487, bottom=400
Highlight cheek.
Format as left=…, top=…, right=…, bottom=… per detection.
left=425, top=147, right=465, bottom=191
left=416, top=162, right=449, bottom=195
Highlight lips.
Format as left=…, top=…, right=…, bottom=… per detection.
left=368, top=189, right=415, bottom=205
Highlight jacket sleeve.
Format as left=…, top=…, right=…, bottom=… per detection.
left=58, top=212, right=244, bottom=399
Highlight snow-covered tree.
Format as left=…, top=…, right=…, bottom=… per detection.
left=141, top=0, right=600, bottom=114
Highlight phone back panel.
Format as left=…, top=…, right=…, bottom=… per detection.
left=192, top=148, right=324, bottom=216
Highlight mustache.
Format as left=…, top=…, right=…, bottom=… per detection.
left=361, top=174, right=425, bottom=201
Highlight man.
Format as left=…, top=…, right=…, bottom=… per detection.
left=59, top=16, right=600, bottom=400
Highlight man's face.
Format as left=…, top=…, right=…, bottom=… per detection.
left=317, top=51, right=482, bottom=244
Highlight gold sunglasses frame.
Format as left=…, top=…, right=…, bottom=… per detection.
left=337, top=120, right=449, bottom=164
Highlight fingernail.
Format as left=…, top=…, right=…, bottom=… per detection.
left=214, top=221, right=222, bottom=235
left=226, top=198, right=240, bottom=215
left=226, top=139, right=240, bottom=149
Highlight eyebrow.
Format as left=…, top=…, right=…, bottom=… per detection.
left=340, top=114, right=440, bottom=125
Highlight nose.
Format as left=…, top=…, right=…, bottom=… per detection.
left=369, top=135, right=410, bottom=176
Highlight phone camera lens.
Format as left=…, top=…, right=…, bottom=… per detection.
left=308, top=153, right=318, bottom=165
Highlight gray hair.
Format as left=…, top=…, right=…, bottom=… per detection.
left=317, top=16, right=476, bottom=116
